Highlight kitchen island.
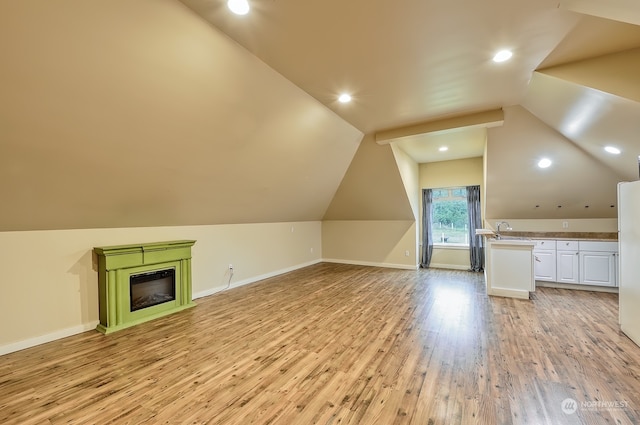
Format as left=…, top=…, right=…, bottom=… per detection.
left=485, top=238, right=536, bottom=299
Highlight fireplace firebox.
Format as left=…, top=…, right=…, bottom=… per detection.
left=130, top=268, right=176, bottom=311
left=93, top=240, right=196, bottom=334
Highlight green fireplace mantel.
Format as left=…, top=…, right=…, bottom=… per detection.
left=93, top=240, right=196, bottom=334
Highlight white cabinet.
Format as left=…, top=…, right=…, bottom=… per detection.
left=578, top=241, right=617, bottom=287
left=579, top=252, right=616, bottom=286
left=533, top=240, right=618, bottom=287
left=556, top=241, right=579, bottom=284
left=486, top=239, right=536, bottom=299
left=535, top=250, right=556, bottom=281
left=533, top=240, right=556, bottom=282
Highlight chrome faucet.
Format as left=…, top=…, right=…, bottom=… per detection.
left=496, top=221, right=512, bottom=239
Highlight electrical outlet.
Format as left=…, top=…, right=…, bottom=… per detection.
left=562, top=221, right=569, bottom=229
left=310, top=247, right=314, bottom=253
left=405, top=250, right=410, bottom=257
left=229, top=264, right=233, bottom=270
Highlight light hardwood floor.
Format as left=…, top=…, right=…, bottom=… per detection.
left=1, top=263, right=639, bottom=424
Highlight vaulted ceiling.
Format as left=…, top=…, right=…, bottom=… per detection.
left=180, top=0, right=640, bottom=220
left=180, top=0, right=584, bottom=134
left=2, top=0, right=640, bottom=231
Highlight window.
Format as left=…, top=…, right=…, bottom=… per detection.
left=431, top=187, right=469, bottom=245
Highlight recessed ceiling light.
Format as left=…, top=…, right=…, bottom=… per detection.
left=604, top=146, right=621, bottom=154
left=439, top=146, right=448, bottom=152
left=493, top=50, right=513, bottom=63
left=538, top=158, right=552, bottom=169
left=228, top=0, right=250, bottom=15
left=338, top=93, right=352, bottom=103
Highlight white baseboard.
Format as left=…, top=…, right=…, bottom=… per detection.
left=428, top=263, right=470, bottom=271
left=621, top=324, right=640, bottom=349
left=193, top=259, right=323, bottom=299
left=322, top=258, right=418, bottom=270
left=488, top=287, right=530, bottom=300
left=0, top=321, right=100, bottom=357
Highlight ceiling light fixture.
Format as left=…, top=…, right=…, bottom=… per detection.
left=538, top=158, right=552, bottom=169
left=439, top=146, right=448, bottom=152
left=493, top=49, right=513, bottom=63
left=338, top=93, right=352, bottom=103
left=604, top=146, right=621, bottom=154
left=228, top=0, right=250, bottom=15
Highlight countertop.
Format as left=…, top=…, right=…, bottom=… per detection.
left=497, top=231, right=617, bottom=241
left=488, top=238, right=535, bottom=246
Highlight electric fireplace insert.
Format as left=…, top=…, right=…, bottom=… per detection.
left=130, top=268, right=176, bottom=311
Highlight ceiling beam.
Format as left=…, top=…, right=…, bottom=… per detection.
left=558, top=0, right=640, bottom=26
left=375, top=108, right=504, bottom=145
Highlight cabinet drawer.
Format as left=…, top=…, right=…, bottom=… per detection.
left=578, top=241, right=618, bottom=252
left=533, top=240, right=556, bottom=250
left=557, top=240, right=579, bottom=251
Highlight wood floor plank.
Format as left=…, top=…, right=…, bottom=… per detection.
left=1, top=263, right=640, bottom=424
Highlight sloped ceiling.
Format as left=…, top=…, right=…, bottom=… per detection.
left=487, top=48, right=640, bottom=219
left=0, top=0, right=362, bottom=231
left=181, top=0, right=640, bottom=223
left=558, top=0, right=640, bottom=27
left=524, top=55, right=640, bottom=182
left=539, top=15, right=640, bottom=68
left=179, top=0, right=581, bottom=134
left=323, top=135, right=414, bottom=221
left=486, top=106, right=621, bottom=219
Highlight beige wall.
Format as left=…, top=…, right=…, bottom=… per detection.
left=486, top=106, right=620, bottom=219
left=0, top=0, right=362, bottom=231
left=420, top=157, right=484, bottom=270
left=419, top=157, right=484, bottom=189
left=483, top=218, right=617, bottom=233
left=390, top=144, right=420, bottom=264
left=322, top=221, right=417, bottom=269
left=429, top=247, right=472, bottom=271
left=391, top=144, right=420, bottom=220
left=321, top=136, right=418, bottom=268
left=323, top=134, right=414, bottom=221
left=0, top=222, right=321, bottom=354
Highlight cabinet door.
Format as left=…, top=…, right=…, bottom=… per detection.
left=556, top=250, right=579, bottom=284
left=534, top=250, right=556, bottom=281
left=579, top=251, right=616, bottom=286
